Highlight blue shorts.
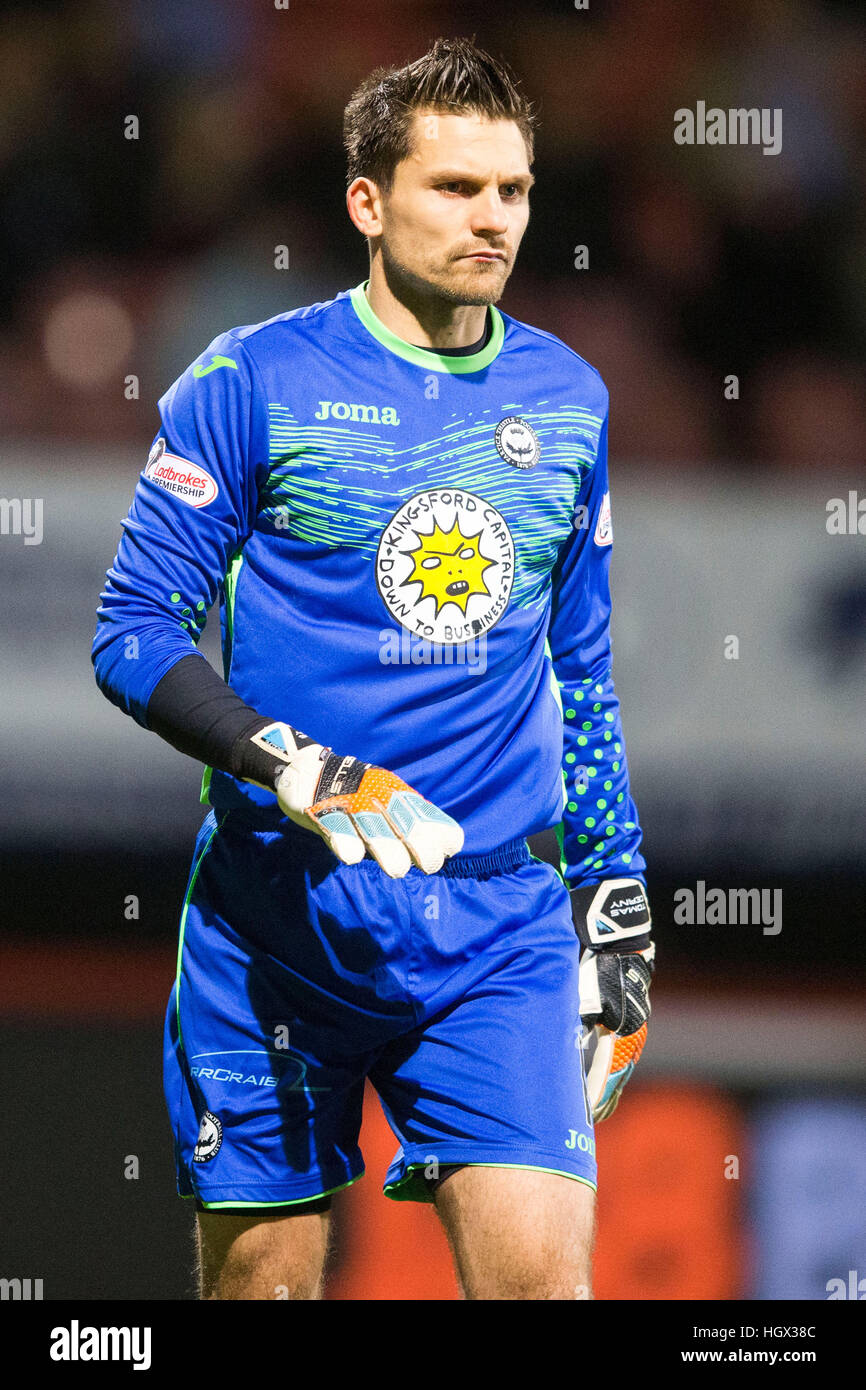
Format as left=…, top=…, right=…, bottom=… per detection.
left=163, top=809, right=596, bottom=1208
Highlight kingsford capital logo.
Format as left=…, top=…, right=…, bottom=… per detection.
left=376, top=489, right=514, bottom=645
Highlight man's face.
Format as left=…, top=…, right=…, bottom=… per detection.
left=377, top=109, right=533, bottom=306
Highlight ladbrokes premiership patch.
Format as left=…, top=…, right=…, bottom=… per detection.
left=593, top=490, right=612, bottom=546
left=144, top=438, right=219, bottom=508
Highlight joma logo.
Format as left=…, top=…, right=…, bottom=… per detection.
left=315, top=401, right=400, bottom=425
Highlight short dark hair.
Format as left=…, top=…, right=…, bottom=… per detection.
left=343, top=37, right=536, bottom=190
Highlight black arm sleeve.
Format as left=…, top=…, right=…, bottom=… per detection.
left=146, top=654, right=284, bottom=789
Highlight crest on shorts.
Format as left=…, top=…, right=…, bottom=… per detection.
left=193, top=1110, right=223, bottom=1163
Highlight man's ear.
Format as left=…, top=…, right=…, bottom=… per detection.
left=346, top=177, right=384, bottom=238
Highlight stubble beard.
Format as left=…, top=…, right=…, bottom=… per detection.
left=381, top=238, right=512, bottom=308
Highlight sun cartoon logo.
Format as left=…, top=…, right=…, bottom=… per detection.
left=402, top=519, right=494, bottom=616
left=376, top=488, right=515, bottom=644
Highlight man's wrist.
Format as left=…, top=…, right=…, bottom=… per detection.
left=569, top=877, right=652, bottom=954
left=229, top=718, right=322, bottom=791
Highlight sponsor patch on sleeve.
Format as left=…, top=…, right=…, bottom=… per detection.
left=593, top=490, right=612, bottom=546
left=144, top=438, right=219, bottom=508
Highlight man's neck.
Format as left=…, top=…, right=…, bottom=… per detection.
left=365, top=259, right=490, bottom=350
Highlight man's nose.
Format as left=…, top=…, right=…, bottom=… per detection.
left=470, top=191, right=509, bottom=237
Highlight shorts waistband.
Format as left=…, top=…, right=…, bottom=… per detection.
left=437, top=837, right=530, bottom=879
left=218, top=807, right=531, bottom=880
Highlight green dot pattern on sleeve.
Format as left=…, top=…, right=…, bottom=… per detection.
left=559, top=654, right=644, bottom=871
left=171, top=592, right=181, bottom=603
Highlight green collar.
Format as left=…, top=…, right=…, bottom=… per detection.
left=349, top=281, right=504, bottom=374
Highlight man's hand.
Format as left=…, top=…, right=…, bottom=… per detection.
left=579, top=943, right=654, bottom=1121
left=257, top=725, right=464, bottom=878
left=570, top=879, right=655, bottom=1122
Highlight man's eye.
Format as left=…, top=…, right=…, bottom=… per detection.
left=439, top=182, right=463, bottom=194
left=501, top=184, right=521, bottom=198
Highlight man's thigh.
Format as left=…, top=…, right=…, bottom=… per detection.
left=371, top=858, right=597, bottom=1204
left=165, top=812, right=416, bottom=1211
left=433, top=1164, right=596, bottom=1300
left=196, top=1203, right=332, bottom=1300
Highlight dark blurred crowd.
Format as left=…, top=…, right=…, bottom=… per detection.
left=1, top=0, right=864, bottom=466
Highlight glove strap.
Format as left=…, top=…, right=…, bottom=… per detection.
left=570, top=878, right=652, bottom=953
left=234, top=719, right=324, bottom=790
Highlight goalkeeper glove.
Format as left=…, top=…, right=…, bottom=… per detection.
left=570, top=879, right=654, bottom=1122
left=249, top=721, right=464, bottom=878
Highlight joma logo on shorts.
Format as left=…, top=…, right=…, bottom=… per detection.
left=315, top=400, right=400, bottom=425
left=566, top=1131, right=595, bottom=1154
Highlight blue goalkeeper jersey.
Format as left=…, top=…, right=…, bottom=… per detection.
left=92, top=282, right=646, bottom=887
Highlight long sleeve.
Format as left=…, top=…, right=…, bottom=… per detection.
left=546, top=404, right=646, bottom=889
left=91, top=330, right=268, bottom=727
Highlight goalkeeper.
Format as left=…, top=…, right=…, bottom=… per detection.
left=92, top=37, right=652, bottom=1301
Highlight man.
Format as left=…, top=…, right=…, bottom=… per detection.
left=93, top=37, right=653, bottom=1301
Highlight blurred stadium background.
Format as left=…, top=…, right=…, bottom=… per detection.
left=1, top=0, right=864, bottom=1300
